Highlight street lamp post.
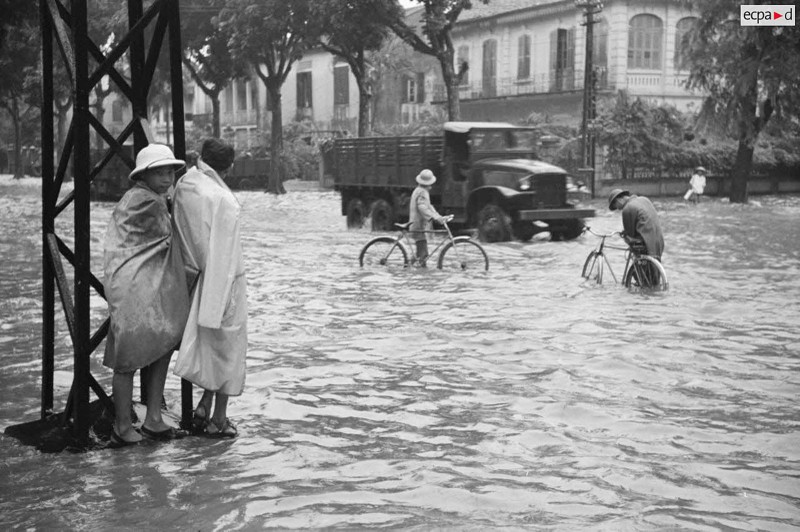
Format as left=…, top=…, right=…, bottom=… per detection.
left=575, top=0, right=602, bottom=197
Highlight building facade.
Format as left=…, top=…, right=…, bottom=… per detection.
left=129, top=0, right=704, bottom=152
left=440, top=0, right=703, bottom=124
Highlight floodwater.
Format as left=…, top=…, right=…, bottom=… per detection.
left=1, top=175, right=799, bottom=530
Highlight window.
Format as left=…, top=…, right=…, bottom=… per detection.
left=251, top=79, right=259, bottom=111
left=224, top=85, right=233, bottom=112
left=237, top=79, right=248, bottom=111
left=517, top=35, right=531, bottom=80
left=549, top=28, right=575, bottom=91
left=482, top=39, right=497, bottom=97
left=628, top=14, right=663, bottom=70
left=334, top=64, right=349, bottom=105
left=297, top=71, right=312, bottom=109
left=402, top=73, right=425, bottom=103
left=594, top=18, right=609, bottom=69
left=674, top=17, right=698, bottom=71
left=457, top=45, right=470, bottom=85
left=111, top=99, right=125, bottom=122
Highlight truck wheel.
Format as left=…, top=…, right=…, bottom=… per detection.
left=512, top=221, right=536, bottom=242
left=346, top=198, right=366, bottom=228
left=477, top=204, right=512, bottom=243
left=239, top=178, right=255, bottom=189
left=550, top=219, right=584, bottom=241
left=370, top=199, right=394, bottom=232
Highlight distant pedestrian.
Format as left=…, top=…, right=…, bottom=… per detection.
left=103, top=144, right=190, bottom=446
left=409, top=169, right=447, bottom=267
left=684, top=166, right=707, bottom=203
left=172, top=138, right=248, bottom=438
left=608, top=188, right=664, bottom=261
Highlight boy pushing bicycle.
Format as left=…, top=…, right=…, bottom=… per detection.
left=410, top=169, right=448, bottom=267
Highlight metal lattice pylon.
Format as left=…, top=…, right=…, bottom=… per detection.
left=38, top=0, right=189, bottom=447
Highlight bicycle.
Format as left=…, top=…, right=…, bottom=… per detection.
left=581, top=227, right=668, bottom=290
left=358, top=214, right=490, bottom=271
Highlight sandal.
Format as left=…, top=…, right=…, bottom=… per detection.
left=205, top=418, right=238, bottom=439
left=191, top=405, right=209, bottom=434
left=110, top=429, right=140, bottom=448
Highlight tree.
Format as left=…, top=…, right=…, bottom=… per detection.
left=181, top=0, right=244, bottom=138
left=315, top=0, right=402, bottom=137
left=683, top=2, right=800, bottom=203
left=223, top=0, right=322, bottom=194
left=378, top=0, right=486, bottom=120
left=0, top=14, right=39, bottom=178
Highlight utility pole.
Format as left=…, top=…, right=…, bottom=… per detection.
left=575, top=0, right=602, bottom=197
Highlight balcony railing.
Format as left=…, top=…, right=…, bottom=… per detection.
left=432, top=69, right=699, bottom=101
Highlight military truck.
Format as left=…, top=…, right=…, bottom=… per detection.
left=323, top=121, right=594, bottom=242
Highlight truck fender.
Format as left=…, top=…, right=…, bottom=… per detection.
left=466, top=186, right=519, bottom=222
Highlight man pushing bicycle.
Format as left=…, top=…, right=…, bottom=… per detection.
left=607, top=188, right=664, bottom=262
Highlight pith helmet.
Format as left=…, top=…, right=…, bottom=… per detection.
left=415, top=169, right=436, bottom=186
left=129, top=144, right=185, bottom=180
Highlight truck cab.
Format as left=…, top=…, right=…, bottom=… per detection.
left=439, top=122, right=594, bottom=241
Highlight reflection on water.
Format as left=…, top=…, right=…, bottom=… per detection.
left=1, top=177, right=799, bottom=529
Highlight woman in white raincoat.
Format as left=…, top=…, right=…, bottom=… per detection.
left=103, top=144, right=190, bottom=445
left=172, top=138, right=247, bottom=438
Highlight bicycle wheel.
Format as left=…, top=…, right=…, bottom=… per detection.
left=581, top=251, right=602, bottom=283
left=437, top=238, right=489, bottom=271
left=358, top=236, right=408, bottom=268
left=624, top=255, right=668, bottom=291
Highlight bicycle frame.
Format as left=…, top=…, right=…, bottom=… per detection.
left=359, top=215, right=489, bottom=271
left=582, top=227, right=667, bottom=290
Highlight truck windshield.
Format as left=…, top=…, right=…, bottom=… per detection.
left=471, top=130, right=537, bottom=152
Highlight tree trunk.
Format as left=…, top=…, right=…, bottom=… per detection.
left=439, top=54, right=460, bottom=120
left=730, top=77, right=761, bottom=204
left=730, top=140, right=753, bottom=203
left=212, top=96, right=221, bottom=138
left=267, top=83, right=285, bottom=195
left=357, top=82, right=371, bottom=137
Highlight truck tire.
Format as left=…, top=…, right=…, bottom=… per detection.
left=477, top=204, right=512, bottom=243
left=346, top=198, right=366, bottom=228
left=512, top=221, right=536, bottom=242
left=550, top=219, right=585, bottom=241
left=370, top=199, right=394, bottom=232
left=238, top=178, right=255, bottom=189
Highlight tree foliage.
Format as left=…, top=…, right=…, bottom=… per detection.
left=0, top=10, right=40, bottom=178
left=377, top=0, right=486, bottom=120
left=181, top=0, right=245, bottom=138
left=591, top=91, right=800, bottom=180
left=683, top=1, right=800, bottom=202
left=315, top=0, right=402, bottom=137
left=222, top=0, right=322, bottom=194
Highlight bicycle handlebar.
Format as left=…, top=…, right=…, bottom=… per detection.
left=583, top=226, right=621, bottom=238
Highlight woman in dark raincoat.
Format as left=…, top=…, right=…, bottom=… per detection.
left=103, top=144, right=190, bottom=445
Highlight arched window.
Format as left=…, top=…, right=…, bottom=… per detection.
left=674, top=17, right=698, bottom=71
left=628, top=14, right=663, bottom=70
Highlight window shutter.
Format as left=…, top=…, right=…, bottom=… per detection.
left=549, top=29, right=558, bottom=91
left=416, top=72, right=425, bottom=103
left=567, top=27, right=576, bottom=89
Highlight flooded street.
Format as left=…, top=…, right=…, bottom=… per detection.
left=1, top=176, right=799, bottom=530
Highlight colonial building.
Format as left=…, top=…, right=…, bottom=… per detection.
left=433, top=0, right=703, bottom=124
left=140, top=0, right=703, bottom=151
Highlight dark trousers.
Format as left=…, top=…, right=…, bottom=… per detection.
left=415, top=240, right=429, bottom=267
